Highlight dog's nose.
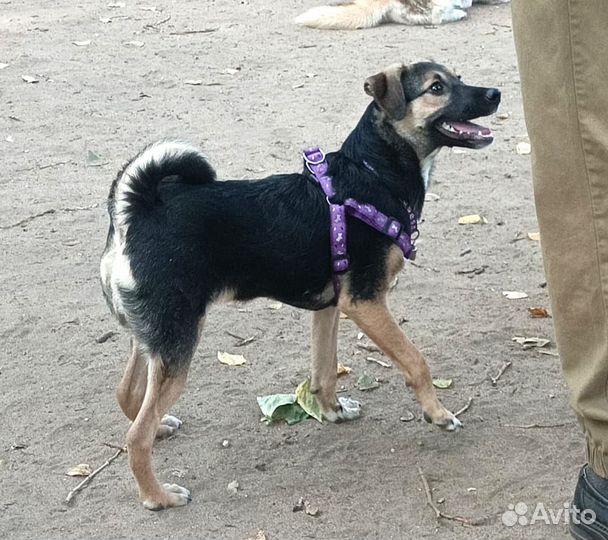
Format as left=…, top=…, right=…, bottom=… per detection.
left=485, top=88, right=501, bottom=103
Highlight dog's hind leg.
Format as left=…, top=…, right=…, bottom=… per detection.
left=310, top=305, right=341, bottom=422
left=126, top=354, right=193, bottom=510
left=339, top=294, right=462, bottom=431
left=116, top=338, right=183, bottom=440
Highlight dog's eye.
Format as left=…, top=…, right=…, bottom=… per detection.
left=430, top=81, right=444, bottom=95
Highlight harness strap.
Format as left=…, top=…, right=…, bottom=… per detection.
left=303, top=146, right=418, bottom=297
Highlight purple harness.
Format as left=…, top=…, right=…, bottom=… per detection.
left=303, top=147, right=418, bottom=297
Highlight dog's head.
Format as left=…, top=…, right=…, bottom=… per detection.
left=364, top=62, right=500, bottom=157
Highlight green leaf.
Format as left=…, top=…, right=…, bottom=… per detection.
left=256, top=394, right=309, bottom=425
left=356, top=373, right=379, bottom=391
left=272, top=403, right=309, bottom=425
left=295, top=378, right=324, bottom=423
left=257, top=393, right=296, bottom=417
left=432, top=378, right=453, bottom=389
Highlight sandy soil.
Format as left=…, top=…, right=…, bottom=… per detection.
left=0, top=1, right=582, bottom=539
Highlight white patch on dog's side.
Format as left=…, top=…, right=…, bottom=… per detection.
left=420, top=148, right=440, bottom=190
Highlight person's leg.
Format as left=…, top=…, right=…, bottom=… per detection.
left=512, top=0, right=608, bottom=536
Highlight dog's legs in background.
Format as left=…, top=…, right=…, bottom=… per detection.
left=126, top=355, right=192, bottom=510
left=310, top=305, right=341, bottom=421
left=339, top=295, right=462, bottom=431
left=116, top=339, right=182, bottom=440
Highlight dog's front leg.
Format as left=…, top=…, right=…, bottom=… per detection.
left=339, top=294, right=462, bottom=431
left=310, top=305, right=342, bottom=422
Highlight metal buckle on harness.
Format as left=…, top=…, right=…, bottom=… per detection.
left=303, top=148, right=326, bottom=174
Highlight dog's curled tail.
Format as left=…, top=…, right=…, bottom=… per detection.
left=294, top=0, right=389, bottom=29
left=110, top=140, right=215, bottom=233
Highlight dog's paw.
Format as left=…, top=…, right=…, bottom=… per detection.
left=142, top=483, right=192, bottom=510
left=423, top=409, right=463, bottom=431
left=156, top=414, right=183, bottom=440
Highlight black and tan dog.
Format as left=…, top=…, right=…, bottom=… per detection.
left=100, top=61, right=500, bottom=510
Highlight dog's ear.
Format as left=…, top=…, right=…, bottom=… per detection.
left=364, top=64, right=407, bottom=120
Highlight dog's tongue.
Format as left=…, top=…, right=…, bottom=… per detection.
left=448, top=120, right=491, bottom=136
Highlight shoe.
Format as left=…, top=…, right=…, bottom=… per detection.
left=571, top=465, right=608, bottom=540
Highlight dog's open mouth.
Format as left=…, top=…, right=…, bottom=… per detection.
left=435, top=119, right=493, bottom=149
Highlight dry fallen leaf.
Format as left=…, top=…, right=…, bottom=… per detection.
left=184, top=79, right=203, bottom=86
left=516, top=142, right=531, bottom=155
left=223, top=67, right=240, bottom=75
left=528, top=307, right=551, bottom=318
left=124, top=40, right=145, bottom=48
left=99, top=16, right=112, bottom=23
left=337, top=363, right=351, bottom=377
left=458, top=214, right=487, bottom=225
left=66, top=463, right=92, bottom=477
left=527, top=232, right=541, bottom=241
left=304, top=500, right=319, bottom=516
left=425, top=192, right=440, bottom=202
left=21, top=75, right=39, bottom=84
left=72, top=40, right=91, bottom=46
left=293, top=497, right=320, bottom=517
left=496, top=112, right=510, bottom=120
left=227, top=480, right=239, bottom=494
left=217, top=351, right=246, bottom=366
left=0, top=63, right=9, bottom=70
left=267, top=301, right=283, bottom=310
left=253, top=532, right=267, bottom=540
left=502, top=291, right=529, bottom=300
left=339, top=312, right=349, bottom=319
left=512, top=336, right=551, bottom=349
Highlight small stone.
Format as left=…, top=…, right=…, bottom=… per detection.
left=221, top=439, right=230, bottom=448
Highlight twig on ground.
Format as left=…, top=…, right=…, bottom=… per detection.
left=145, top=15, right=171, bottom=29
left=102, top=442, right=127, bottom=451
left=225, top=330, right=256, bottom=346
left=0, top=203, right=99, bottom=230
left=169, top=28, right=218, bottom=35
left=455, top=397, right=473, bottom=417
left=410, top=261, right=440, bottom=273
left=65, top=447, right=126, bottom=504
left=355, top=343, right=382, bottom=354
left=39, top=160, right=70, bottom=170
left=491, top=361, right=512, bottom=386
left=504, top=422, right=572, bottom=429
left=417, top=466, right=482, bottom=526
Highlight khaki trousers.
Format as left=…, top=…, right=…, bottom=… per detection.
left=512, top=1, right=608, bottom=477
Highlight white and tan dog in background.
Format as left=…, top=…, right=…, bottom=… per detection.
left=295, top=0, right=510, bottom=29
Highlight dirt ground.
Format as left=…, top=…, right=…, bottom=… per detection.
left=0, top=1, right=583, bottom=539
